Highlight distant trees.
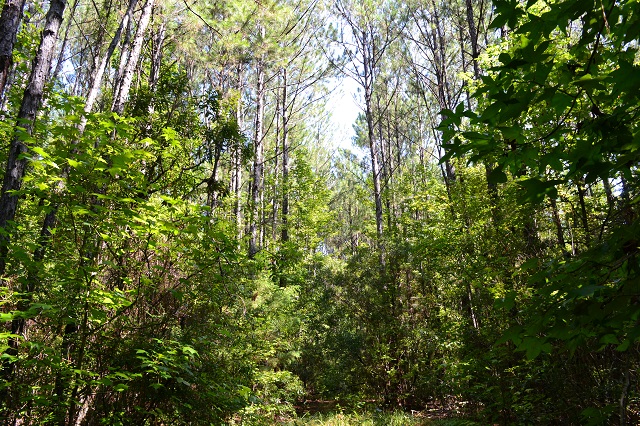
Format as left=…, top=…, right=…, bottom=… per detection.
left=331, top=0, right=406, bottom=258
left=303, top=0, right=640, bottom=422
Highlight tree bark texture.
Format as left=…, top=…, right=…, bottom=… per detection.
left=85, top=0, right=139, bottom=117
left=0, top=0, right=26, bottom=102
left=281, top=67, right=290, bottom=243
left=0, top=0, right=67, bottom=275
left=232, top=64, right=244, bottom=237
left=249, top=41, right=265, bottom=258
left=112, top=0, right=154, bottom=114
left=0, top=0, right=67, bottom=413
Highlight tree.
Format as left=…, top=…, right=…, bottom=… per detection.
left=248, top=24, right=266, bottom=258
left=0, top=0, right=67, bottom=414
left=84, top=0, right=139, bottom=120
left=112, top=0, right=155, bottom=114
left=331, top=0, right=406, bottom=262
left=0, top=0, right=26, bottom=103
left=442, top=0, right=640, bottom=422
left=0, top=0, right=67, bottom=272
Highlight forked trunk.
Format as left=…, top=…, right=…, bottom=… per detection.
left=112, top=0, right=154, bottom=114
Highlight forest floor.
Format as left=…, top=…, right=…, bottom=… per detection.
left=281, top=400, right=479, bottom=425
left=283, top=411, right=478, bottom=425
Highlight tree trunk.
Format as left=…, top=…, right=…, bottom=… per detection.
left=550, top=197, right=568, bottom=255
left=0, top=0, right=26, bottom=102
left=0, top=0, right=67, bottom=275
left=361, top=29, right=384, bottom=260
left=577, top=179, right=591, bottom=247
left=0, top=0, right=67, bottom=412
left=149, top=10, right=166, bottom=91
left=112, top=0, right=154, bottom=114
left=249, top=37, right=265, bottom=258
left=603, top=177, right=615, bottom=211
left=84, top=0, right=139, bottom=119
left=465, top=0, right=481, bottom=79
left=281, top=67, right=290, bottom=243
left=232, top=64, right=244, bottom=238
left=271, top=78, right=280, bottom=242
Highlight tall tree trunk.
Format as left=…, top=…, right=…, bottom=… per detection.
left=271, top=78, right=280, bottom=242
left=465, top=0, right=499, bottom=221
left=465, top=0, right=481, bottom=79
left=361, top=29, right=384, bottom=261
left=429, top=4, right=456, bottom=187
left=112, top=2, right=133, bottom=97
left=0, top=0, right=67, bottom=274
left=249, top=38, right=265, bottom=258
left=366, top=93, right=384, bottom=254
left=577, top=179, right=591, bottom=247
left=281, top=67, right=290, bottom=243
left=550, top=197, right=568, bottom=255
left=149, top=9, right=166, bottom=91
left=0, top=0, right=26, bottom=102
left=232, top=64, right=244, bottom=238
left=112, top=0, right=154, bottom=114
left=0, top=0, right=67, bottom=412
left=376, top=91, right=392, bottom=232
left=603, top=177, right=615, bottom=211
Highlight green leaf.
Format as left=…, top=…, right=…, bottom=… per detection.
left=518, top=178, right=562, bottom=203
left=182, top=346, right=198, bottom=357
left=31, top=147, right=48, bottom=158
left=570, top=285, right=602, bottom=298
left=487, top=169, right=508, bottom=184
left=97, top=377, right=113, bottom=386
left=599, top=334, right=620, bottom=346
left=616, top=339, right=631, bottom=352
left=520, top=258, right=539, bottom=271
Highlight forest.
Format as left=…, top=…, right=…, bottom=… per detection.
left=0, top=0, right=638, bottom=424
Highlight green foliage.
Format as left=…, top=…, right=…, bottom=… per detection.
left=438, top=0, right=640, bottom=423
left=4, top=0, right=640, bottom=424
left=285, top=410, right=431, bottom=425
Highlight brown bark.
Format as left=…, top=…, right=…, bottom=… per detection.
left=550, top=197, right=568, bottom=255
left=465, top=0, right=481, bottom=79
